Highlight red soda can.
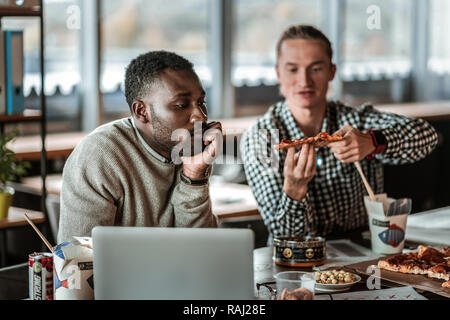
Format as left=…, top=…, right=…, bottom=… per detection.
left=28, top=252, right=54, bottom=300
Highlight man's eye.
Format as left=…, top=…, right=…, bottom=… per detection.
left=288, top=68, right=297, bottom=73
left=312, top=67, right=323, bottom=72
left=176, top=103, right=189, bottom=109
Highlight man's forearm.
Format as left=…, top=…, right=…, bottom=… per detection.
left=58, top=189, right=117, bottom=243
left=172, top=182, right=217, bottom=228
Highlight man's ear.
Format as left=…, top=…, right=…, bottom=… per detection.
left=329, top=63, right=337, bottom=81
left=132, top=101, right=150, bottom=124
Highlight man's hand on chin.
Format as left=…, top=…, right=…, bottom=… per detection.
left=181, top=122, right=223, bottom=180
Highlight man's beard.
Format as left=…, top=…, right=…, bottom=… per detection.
left=175, top=122, right=206, bottom=158
left=149, top=110, right=177, bottom=156
left=150, top=114, right=204, bottom=163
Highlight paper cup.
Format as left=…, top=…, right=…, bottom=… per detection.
left=367, top=211, right=408, bottom=254
left=364, top=195, right=410, bottom=254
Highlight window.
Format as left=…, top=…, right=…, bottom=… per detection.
left=341, top=0, right=412, bottom=79
left=340, top=0, right=413, bottom=106
left=100, top=0, right=210, bottom=123
left=232, top=0, right=321, bottom=113
left=429, top=0, right=450, bottom=75
left=8, top=0, right=445, bottom=133
left=3, top=0, right=81, bottom=133
left=343, top=0, right=412, bottom=61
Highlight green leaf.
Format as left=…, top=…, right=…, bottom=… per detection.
left=0, top=130, right=30, bottom=185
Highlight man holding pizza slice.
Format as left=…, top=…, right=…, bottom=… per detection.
left=241, top=25, right=438, bottom=242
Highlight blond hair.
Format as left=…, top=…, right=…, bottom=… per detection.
left=276, top=25, right=333, bottom=63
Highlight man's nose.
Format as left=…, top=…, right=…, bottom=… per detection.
left=297, top=69, right=312, bottom=87
left=190, top=103, right=207, bottom=123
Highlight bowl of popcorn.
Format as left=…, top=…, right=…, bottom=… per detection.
left=313, top=269, right=361, bottom=293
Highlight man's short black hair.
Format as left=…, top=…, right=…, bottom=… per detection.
left=124, top=50, right=195, bottom=109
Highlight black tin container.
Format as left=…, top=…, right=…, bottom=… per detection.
left=273, top=236, right=326, bottom=267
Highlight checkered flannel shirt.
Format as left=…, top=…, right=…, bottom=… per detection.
left=241, top=100, right=438, bottom=240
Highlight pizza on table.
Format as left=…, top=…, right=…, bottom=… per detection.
left=378, top=245, right=450, bottom=288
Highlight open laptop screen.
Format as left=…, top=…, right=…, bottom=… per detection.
left=92, top=227, right=255, bottom=300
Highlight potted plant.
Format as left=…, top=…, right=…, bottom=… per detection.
left=0, top=130, right=30, bottom=220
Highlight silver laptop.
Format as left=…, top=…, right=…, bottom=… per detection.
left=92, top=226, right=255, bottom=300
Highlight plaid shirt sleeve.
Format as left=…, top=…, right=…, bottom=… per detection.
left=354, top=104, right=438, bottom=164
left=240, top=125, right=316, bottom=238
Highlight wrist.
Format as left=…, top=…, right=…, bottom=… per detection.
left=365, top=129, right=387, bottom=159
left=284, top=185, right=307, bottom=201
left=181, top=166, right=211, bottom=184
left=366, top=132, right=377, bottom=155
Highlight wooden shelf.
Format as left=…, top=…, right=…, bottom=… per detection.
left=0, top=114, right=42, bottom=124
left=0, top=6, right=41, bottom=17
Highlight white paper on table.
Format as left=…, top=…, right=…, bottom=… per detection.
left=331, top=286, right=427, bottom=300
left=405, top=206, right=450, bottom=246
left=406, top=227, right=450, bottom=246
left=407, top=206, right=450, bottom=229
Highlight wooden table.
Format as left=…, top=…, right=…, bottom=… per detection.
left=253, top=246, right=448, bottom=300
left=209, top=182, right=259, bottom=220
left=0, top=207, right=45, bottom=229
left=8, top=132, right=87, bottom=161
left=20, top=175, right=260, bottom=221
left=1, top=240, right=446, bottom=300
left=0, top=207, right=46, bottom=267
left=21, top=174, right=62, bottom=196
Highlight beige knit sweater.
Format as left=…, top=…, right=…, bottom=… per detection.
left=58, top=118, right=217, bottom=243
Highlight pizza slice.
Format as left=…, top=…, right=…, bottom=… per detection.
left=427, top=264, right=450, bottom=281
left=440, top=246, right=450, bottom=257
left=378, top=245, right=450, bottom=288
left=418, top=245, right=447, bottom=262
left=378, top=252, right=429, bottom=275
left=274, top=132, right=343, bottom=150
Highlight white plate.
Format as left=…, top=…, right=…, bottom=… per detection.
left=314, top=274, right=362, bottom=293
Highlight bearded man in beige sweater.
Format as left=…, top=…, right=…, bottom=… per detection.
left=58, top=51, right=222, bottom=243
